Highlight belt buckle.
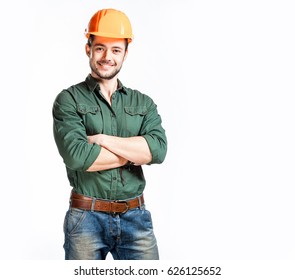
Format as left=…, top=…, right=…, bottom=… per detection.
left=111, top=200, right=129, bottom=215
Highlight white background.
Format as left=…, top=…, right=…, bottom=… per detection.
left=1, top=0, right=295, bottom=262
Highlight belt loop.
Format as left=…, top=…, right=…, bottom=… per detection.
left=91, top=198, right=96, bottom=212
left=138, top=195, right=143, bottom=209
left=69, top=191, right=73, bottom=209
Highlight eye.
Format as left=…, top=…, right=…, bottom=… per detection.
left=95, top=47, right=104, bottom=52
left=113, top=49, right=122, bottom=54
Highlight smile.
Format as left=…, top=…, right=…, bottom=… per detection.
left=98, top=62, right=115, bottom=67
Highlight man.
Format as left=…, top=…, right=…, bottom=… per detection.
left=52, top=8, right=167, bottom=260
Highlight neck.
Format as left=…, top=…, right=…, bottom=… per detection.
left=99, top=79, right=118, bottom=96
left=92, top=74, right=118, bottom=104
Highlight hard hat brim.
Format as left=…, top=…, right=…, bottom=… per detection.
left=85, top=31, right=133, bottom=43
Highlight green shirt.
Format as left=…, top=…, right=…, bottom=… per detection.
left=52, top=75, right=167, bottom=200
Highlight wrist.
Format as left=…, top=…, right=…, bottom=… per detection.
left=94, top=134, right=105, bottom=146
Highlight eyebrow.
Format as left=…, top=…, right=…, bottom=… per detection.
left=93, top=43, right=124, bottom=50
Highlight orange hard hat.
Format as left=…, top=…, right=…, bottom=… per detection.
left=85, top=8, right=133, bottom=43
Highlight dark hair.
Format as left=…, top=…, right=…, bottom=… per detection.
left=87, top=35, right=129, bottom=51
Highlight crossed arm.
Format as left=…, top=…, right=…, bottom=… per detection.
left=86, top=134, right=152, bottom=172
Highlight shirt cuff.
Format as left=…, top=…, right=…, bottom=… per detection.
left=142, top=134, right=160, bottom=164
left=82, top=144, right=101, bottom=171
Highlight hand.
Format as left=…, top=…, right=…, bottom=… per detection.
left=87, top=134, right=105, bottom=145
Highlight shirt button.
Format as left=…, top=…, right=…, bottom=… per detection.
left=113, top=177, right=117, bottom=180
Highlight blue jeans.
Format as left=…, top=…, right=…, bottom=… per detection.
left=63, top=205, right=159, bottom=260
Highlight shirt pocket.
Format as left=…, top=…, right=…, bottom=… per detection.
left=77, top=104, right=103, bottom=135
left=124, top=106, right=148, bottom=135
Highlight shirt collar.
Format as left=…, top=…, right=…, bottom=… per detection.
left=85, top=74, right=128, bottom=95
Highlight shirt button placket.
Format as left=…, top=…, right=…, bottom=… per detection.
left=111, top=114, right=117, bottom=136
left=110, top=96, right=118, bottom=199
left=111, top=94, right=117, bottom=136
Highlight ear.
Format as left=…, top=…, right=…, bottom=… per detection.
left=123, top=49, right=128, bottom=61
left=85, top=44, right=91, bottom=57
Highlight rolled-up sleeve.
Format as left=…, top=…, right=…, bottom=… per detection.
left=141, top=100, right=167, bottom=164
left=52, top=91, right=101, bottom=171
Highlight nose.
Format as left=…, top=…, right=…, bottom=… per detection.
left=102, top=49, right=112, bottom=61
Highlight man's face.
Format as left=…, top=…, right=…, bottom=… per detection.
left=85, top=36, right=128, bottom=80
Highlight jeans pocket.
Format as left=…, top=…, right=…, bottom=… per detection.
left=64, top=208, right=87, bottom=235
left=141, top=208, right=154, bottom=230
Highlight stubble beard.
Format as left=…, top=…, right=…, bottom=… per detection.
left=90, top=60, right=122, bottom=80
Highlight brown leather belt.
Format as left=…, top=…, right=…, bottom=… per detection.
left=70, top=192, right=144, bottom=214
